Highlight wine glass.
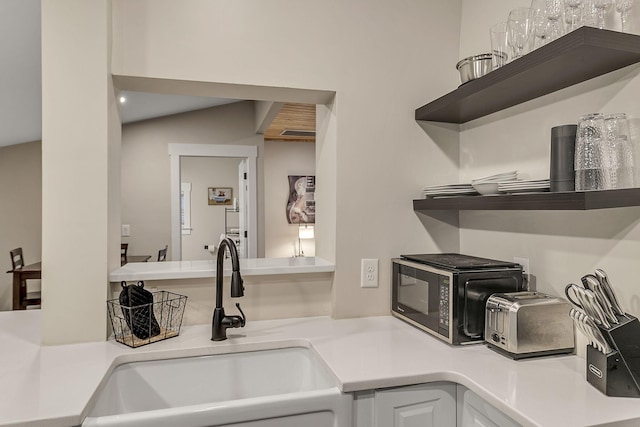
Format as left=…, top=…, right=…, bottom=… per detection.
left=583, top=0, right=598, bottom=27
left=616, top=0, right=634, bottom=32
left=545, top=0, right=565, bottom=41
left=508, top=7, right=533, bottom=60
left=531, top=0, right=550, bottom=49
left=564, top=0, right=584, bottom=31
left=593, top=0, right=612, bottom=28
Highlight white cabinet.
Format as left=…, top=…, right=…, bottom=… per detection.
left=373, top=382, right=457, bottom=427
left=353, top=383, right=521, bottom=427
left=456, top=385, right=521, bottom=427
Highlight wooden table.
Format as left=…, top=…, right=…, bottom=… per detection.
left=122, top=255, right=151, bottom=265
left=7, top=262, right=41, bottom=310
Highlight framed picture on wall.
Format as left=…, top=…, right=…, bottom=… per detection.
left=208, top=187, right=232, bottom=205
left=286, top=175, right=315, bottom=224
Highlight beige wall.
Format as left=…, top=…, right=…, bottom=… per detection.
left=121, top=101, right=265, bottom=260
left=111, top=0, right=463, bottom=320
left=41, top=1, right=120, bottom=344
left=0, top=141, right=42, bottom=311
left=111, top=273, right=332, bottom=326
left=32, top=1, right=640, bottom=344
left=180, top=156, right=241, bottom=260
left=264, top=140, right=316, bottom=258
left=458, top=0, right=640, bottom=355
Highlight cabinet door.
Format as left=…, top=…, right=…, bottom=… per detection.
left=374, top=382, right=456, bottom=427
left=456, top=385, right=521, bottom=427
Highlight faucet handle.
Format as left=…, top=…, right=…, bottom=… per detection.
left=235, top=303, right=246, bottom=327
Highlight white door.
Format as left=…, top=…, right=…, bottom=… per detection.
left=375, top=382, right=457, bottom=427
left=456, top=385, right=521, bottom=427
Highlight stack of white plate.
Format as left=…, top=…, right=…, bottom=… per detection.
left=422, top=183, right=478, bottom=198
left=471, top=171, right=518, bottom=195
left=498, top=179, right=550, bottom=193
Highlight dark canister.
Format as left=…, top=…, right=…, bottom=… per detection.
left=550, top=124, right=577, bottom=192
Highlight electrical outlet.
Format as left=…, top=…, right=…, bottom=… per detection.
left=361, top=259, right=379, bottom=288
left=514, top=257, right=530, bottom=281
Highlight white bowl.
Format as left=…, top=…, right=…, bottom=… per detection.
left=472, top=182, right=500, bottom=195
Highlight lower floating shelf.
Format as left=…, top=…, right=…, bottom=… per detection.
left=413, top=188, right=640, bottom=211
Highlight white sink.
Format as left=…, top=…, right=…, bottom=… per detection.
left=82, top=346, right=351, bottom=427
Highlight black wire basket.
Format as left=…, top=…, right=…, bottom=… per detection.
left=107, top=290, right=187, bottom=348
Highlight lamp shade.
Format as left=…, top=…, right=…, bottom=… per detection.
left=298, top=225, right=315, bottom=239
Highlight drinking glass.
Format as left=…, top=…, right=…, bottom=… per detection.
left=593, top=0, right=613, bottom=28
left=575, top=113, right=606, bottom=191
left=601, top=113, right=635, bottom=188
left=564, top=0, right=585, bottom=31
left=490, top=22, right=509, bottom=69
left=546, top=0, right=566, bottom=41
left=531, top=0, right=550, bottom=49
left=508, top=7, right=533, bottom=60
left=616, top=0, right=634, bottom=32
left=599, top=138, right=635, bottom=188
left=604, top=113, right=630, bottom=140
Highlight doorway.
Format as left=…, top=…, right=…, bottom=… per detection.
left=169, top=143, right=258, bottom=260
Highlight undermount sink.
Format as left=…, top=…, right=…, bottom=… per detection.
left=82, top=346, right=351, bottom=427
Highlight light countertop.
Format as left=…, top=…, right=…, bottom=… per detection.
left=109, top=256, right=335, bottom=282
left=1, top=310, right=640, bottom=427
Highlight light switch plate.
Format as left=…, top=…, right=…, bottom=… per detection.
left=121, top=224, right=131, bottom=237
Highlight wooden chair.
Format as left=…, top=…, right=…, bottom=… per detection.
left=157, top=245, right=168, bottom=262
left=121, top=243, right=129, bottom=266
left=8, top=247, right=41, bottom=309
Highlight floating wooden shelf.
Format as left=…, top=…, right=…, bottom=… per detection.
left=415, top=27, right=640, bottom=124
left=413, top=188, right=640, bottom=211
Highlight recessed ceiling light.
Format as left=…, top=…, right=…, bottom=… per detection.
left=119, top=96, right=126, bottom=104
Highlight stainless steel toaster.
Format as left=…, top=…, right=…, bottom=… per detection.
left=485, top=291, right=575, bottom=359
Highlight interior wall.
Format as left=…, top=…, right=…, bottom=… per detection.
left=110, top=273, right=332, bottom=325
left=180, top=156, right=241, bottom=260
left=263, top=140, right=316, bottom=258
left=111, top=0, right=463, bottom=319
left=0, top=141, right=42, bottom=311
left=458, top=0, right=640, bottom=348
left=121, top=101, right=265, bottom=260
left=41, top=0, right=118, bottom=344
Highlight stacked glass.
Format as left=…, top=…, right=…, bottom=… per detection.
left=575, top=113, right=606, bottom=191
left=600, top=113, right=635, bottom=189
left=575, top=113, right=636, bottom=191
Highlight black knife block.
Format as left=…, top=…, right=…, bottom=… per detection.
left=586, top=314, right=640, bottom=397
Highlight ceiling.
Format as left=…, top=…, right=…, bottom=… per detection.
left=0, top=0, right=314, bottom=148
left=264, top=103, right=316, bottom=143
left=117, top=91, right=239, bottom=124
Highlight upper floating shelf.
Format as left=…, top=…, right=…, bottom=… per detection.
left=413, top=188, right=640, bottom=211
left=415, top=27, right=640, bottom=124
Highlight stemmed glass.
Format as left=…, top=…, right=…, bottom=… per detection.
left=545, top=0, right=565, bottom=42
left=508, top=7, right=533, bottom=60
left=615, top=0, right=634, bottom=32
left=564, top=0, right=584, bottom=31
left=593, top=0, right=613, bottom=28
left=583, top=0, right=598, bottom=27
left=531, top=0, right=550, bottom=49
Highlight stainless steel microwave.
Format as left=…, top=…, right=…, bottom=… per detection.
left=391, top=254, right=524, bottom=345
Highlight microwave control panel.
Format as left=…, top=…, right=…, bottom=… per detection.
left=438, top=276, right=450, bottom=337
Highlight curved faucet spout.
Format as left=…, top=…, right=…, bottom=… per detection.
left=212, top=238, right=246, bottom=341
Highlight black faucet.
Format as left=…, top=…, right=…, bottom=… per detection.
left=211, top=238, right=246, bottom=341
